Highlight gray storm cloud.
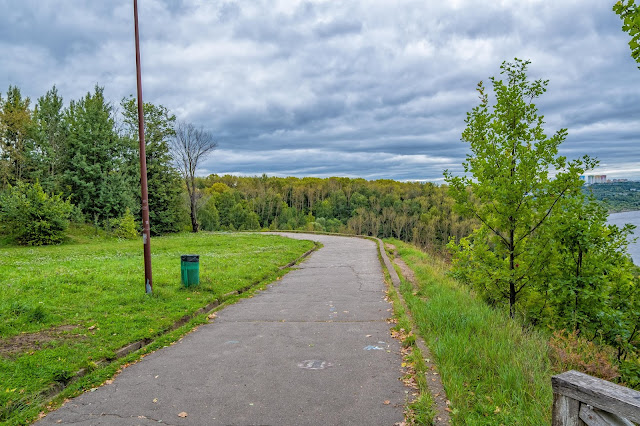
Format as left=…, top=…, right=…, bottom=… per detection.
left=1, top=0, right=638, bottom=181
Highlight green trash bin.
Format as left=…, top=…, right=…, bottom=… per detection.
left=180, top=255, right=200, bottom=287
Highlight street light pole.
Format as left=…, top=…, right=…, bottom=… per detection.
left=133, top=0, right=153, bottom=294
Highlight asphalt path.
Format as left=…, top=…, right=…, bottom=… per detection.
left=38, top=233, right=406, bottom=425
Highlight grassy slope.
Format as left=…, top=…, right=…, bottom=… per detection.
left=388, top=239, right=553, bottom=425
left=0, top=231, right=313, bottom=424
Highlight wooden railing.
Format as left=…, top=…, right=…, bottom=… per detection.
left=552, top=370, right=640, bottom=425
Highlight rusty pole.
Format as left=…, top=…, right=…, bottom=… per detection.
left=133, top=0, right=153, bottom=294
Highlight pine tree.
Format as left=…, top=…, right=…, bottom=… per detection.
left=63, top=86, right=135, bottom=224
left=33, top=85, right=67, bottom=192
left=120, top=96, right=185, bottom=235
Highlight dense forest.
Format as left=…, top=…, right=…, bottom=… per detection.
left=0, top=84, right=186, bottom=242
left=194, top=174, right=476, bottom=253
left=585, top=181, right=640, bottom=212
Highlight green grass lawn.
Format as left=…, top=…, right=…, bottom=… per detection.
left=387, top=239, right=553, bottom=425
left=0, top=231, right=314, bottom=424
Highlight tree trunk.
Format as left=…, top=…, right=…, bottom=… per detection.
left=509, top=226, right=516, bottom=318
left=188, top=175, right=199, bottom=233
left=190, top=194, right=198, bottom=232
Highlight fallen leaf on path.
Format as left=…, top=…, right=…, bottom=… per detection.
left=153, top=398, right=158, bottom=403
left=105, top=379, right=113, bottom=385
left=208, top=313, right=217, bottom=320
left=178, top=412, right=188, bottom=418
left=383, top=400, right=390, bottom=405
left=366, top=334, right=372, bottom=337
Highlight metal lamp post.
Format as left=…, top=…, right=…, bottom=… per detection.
left=133, top=0, right=153, bottom=294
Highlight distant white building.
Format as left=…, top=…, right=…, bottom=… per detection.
left=586, top=175, right=606, bottom=184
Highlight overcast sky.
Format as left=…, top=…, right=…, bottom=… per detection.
left=1, top=0, right=639, bottom=182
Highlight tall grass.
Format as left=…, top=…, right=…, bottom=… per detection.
left=388, top=239, right=553, bottom=425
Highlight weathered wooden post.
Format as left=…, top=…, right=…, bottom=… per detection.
left=552, top=370, right=640, bottom=426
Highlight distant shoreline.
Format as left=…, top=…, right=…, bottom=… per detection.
left=608, top=209, right=640, bottom=214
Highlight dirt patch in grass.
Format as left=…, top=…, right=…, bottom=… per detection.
left=0, top=325, right=81, bottom=356
left=392, top=255, right=418, bottom=286
left=386, top=243, right=417, bottom=286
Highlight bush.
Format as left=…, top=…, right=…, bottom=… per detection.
left=198, top=196, right=220, bottom=231
left=549, top=329, right=619, bottom=381
left=0, top=182, right=72, bottom=245
left=114, top=208, right=139, bottom=239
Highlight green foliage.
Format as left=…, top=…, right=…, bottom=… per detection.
left=114, top=207, right=139, bottom=239
left=0, top=83, right=195, bottom=237
left=121, top=96, right=184, bottom=235
left=63, top=86, right=135, bottom=224
left=198, top=196, right=220, bottom=231
left=0, top=181, right=72, bottom=245
left=614, top=0, right=640, bottom=68
left=444, top=59, right=595, bottom=316
left=0, top=86, right=34, bottom=187
left=543, top=196, right=637, bottom=335
left=32, top=85, right=67, bottom=193
left=200, top=174, right=476, bottom=253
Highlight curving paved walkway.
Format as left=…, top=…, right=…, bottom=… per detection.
left=38, top=233, right=405, bottom=425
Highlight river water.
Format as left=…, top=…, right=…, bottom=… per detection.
left=608, top=210, right=640, bottom=265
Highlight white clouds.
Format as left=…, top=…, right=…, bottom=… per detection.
left=1, top=0, right=639, bottom=180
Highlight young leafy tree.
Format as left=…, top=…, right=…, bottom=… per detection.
left=614, top=0, right=640, bottom=67
left=547, top=194, right=636, bottom=332
left=171, top=121, right=217, bottom=232
left=0, top=86, right=34, bottom=187
left=444, top=59, right=596, bottom=317
left=120, top=96, right=185, bottom=235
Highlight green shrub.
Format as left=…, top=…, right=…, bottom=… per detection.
left=0, top=181, right=72, bottom=245
left=198, top=196, right=220, bottom=231
left=114, top=208, right=139, bottom=239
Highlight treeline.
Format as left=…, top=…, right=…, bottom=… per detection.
left=0, top=84, right=188, bottom=243
left=585, top=182, right=640, bottom=212
left=195, top=174, right=476, bottom=254
left=0, top=83, right=474, bottom=251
